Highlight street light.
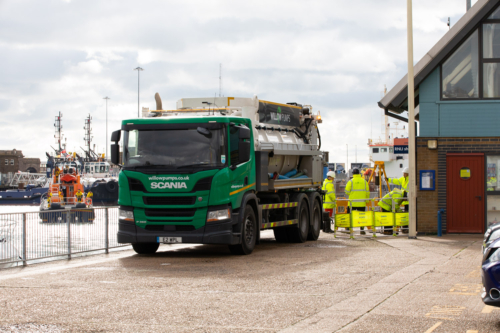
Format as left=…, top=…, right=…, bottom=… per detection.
left=407, top=0, right=417, bottom=239
left=134, top=67, right=144, bottom=117
left=103, top=97, right=110, bottom=160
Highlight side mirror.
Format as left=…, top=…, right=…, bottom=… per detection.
left=239, top=126, right=250, bottom=140
left=111, top=130, right=121, bottom=143
left=239, top=141, right=250, bottom=164
left=111, top=144, right=120, bottom=165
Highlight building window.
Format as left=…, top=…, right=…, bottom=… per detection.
left=487, top=155, right=500, bottom=227
left=10, top=159, right=14, bottom=165
left=442, top=29, right=479, bottom=99
left=4, top=159, right=7, bottom=165
left=441, top=6, right=500, bottom=99
left=372, top=148, right=379, bottom=153
left=389, top=147, right=394, bottom=153
left=381, top=148, right=388, bottom=153
left=483, top=19, right=500, bottom=97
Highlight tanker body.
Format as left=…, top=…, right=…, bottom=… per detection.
left=110, top=94, right=329, bottom=255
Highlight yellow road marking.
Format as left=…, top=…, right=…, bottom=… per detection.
left=466, top=269, right=481, bottom=278
left=449, top=284, right=482, bottom=295
left=424, top=322, right=442, bottom=333
left=482, top=305, right=494, bottom=314
left=426, top=305, right=465, bottom=321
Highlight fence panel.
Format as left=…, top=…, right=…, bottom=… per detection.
left=0, top=207, right=127, bottom=267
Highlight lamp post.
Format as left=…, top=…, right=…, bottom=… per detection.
left=407, top=0, right=417, bottom=239
left=134, top=67, right=144, bottom=117
left=103, top=97, right=110, bottom=160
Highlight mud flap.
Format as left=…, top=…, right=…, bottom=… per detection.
left=322, top=211, right=332, bottom=232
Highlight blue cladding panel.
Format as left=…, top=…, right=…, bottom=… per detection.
left=418, top=65, right=500, bottom=137
left=419, top=103, right=439, bottom=136
left=419, top=68, right=440, bottom=103
left=440, top=103, right=500, bottom=136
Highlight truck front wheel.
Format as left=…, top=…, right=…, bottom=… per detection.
left=229, top=205, right=257, bottom=255
left=132, top=242, right=160, bottom=254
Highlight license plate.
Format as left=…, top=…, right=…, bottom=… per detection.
left=157, top=237, right=182, bottom=244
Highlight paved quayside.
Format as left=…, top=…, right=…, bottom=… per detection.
left=0, top=232, right=492, bottom=332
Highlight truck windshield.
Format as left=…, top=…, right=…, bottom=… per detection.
left=123, top=128, right=226, bottom=170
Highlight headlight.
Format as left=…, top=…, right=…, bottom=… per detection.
left=486, top=248, right=500, bottom=263
left=119, top=209, right=134, bottom=222
left=207, top=208, right=231, bottom=222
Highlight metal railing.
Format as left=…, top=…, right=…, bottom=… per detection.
left=0, top=207, right=128, bottom=267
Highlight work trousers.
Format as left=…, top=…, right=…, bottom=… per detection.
left=382, top=208, right=396, bottom=234
left=346, top=207, right=366, bottom=230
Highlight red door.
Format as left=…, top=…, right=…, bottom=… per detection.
left=446, top=153, right=484, bottom=233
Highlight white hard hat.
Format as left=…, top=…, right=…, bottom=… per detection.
left=403, top=167, right=409, bottom=174
left=327, top=171, right=335, bottom=178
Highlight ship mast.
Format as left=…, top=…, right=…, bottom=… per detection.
left=84, top=114, right=93, bottom=161
left=54, top=111, right=64, bottom=154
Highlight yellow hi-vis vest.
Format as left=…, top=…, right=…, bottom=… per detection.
left=322, top=178, right=336, bottom=209
left=389, top=176, right=409, bottom=205
left=378, top=188, right=404, bottom=212
left=345, top=174, right=369, bottom=207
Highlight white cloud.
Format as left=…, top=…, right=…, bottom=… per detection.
left=0, top=0, right=475, bottom=165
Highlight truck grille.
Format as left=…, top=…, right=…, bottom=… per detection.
left=143, top=196, right=195, bottom=205
left=144, top=208, right=196, bottom=217
left=145, top=225, right=195, bottom=232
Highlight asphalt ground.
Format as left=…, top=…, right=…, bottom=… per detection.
left=0, top=231, right=494, bottom=332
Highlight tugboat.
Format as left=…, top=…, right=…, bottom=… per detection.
left=39, top=162, right=95, bottom=223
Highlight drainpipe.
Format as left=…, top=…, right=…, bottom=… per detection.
left=437, top=209, right=445, bottom=237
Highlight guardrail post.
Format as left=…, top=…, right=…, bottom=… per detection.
left=67, top=211, right=71, bottom=259
left=349, top=200, right=354, bottom=239
left=22, top=213, right=27, bottom=266
left=437, top=209, right=444, bottom=237
left=392, top=198, right=397, bottom=236
left=105, top=208, right=109, bottom=254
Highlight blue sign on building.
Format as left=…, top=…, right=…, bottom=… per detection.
left=394, top=145, right=408, bottom=154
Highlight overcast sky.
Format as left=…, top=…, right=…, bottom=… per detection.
left=0, top=0, right=476, bottom=165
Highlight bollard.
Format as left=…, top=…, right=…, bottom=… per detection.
left=437, top=209, right=445, bottom=237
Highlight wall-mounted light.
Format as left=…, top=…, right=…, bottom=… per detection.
left=428, top=140, right=437, bottom=149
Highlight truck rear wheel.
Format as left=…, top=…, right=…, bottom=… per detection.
left=288, top=195, right=309, bottom=243
left=229, top=205, right=257, bottom=255
left=307, top=199, right=321, bottom=241
left=132, top=243, right=159, bottom=254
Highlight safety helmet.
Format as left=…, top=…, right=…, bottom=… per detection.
left=327, top=171, right=335, bottom=178
left=403, top=167, right=409, bottom=174
left=352, top=168, right=360, bottom=175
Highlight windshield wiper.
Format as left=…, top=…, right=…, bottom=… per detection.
left=176, top=163, right=220, bottom=169
left=127, top=165, right=175, bottom=170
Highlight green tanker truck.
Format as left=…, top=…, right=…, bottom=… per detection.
left=110, top=94, right=328, bottom=255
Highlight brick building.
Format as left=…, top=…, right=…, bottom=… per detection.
left=0, top=149, right=41, bottom=185
left=379, top=0, right=500, bottom=234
